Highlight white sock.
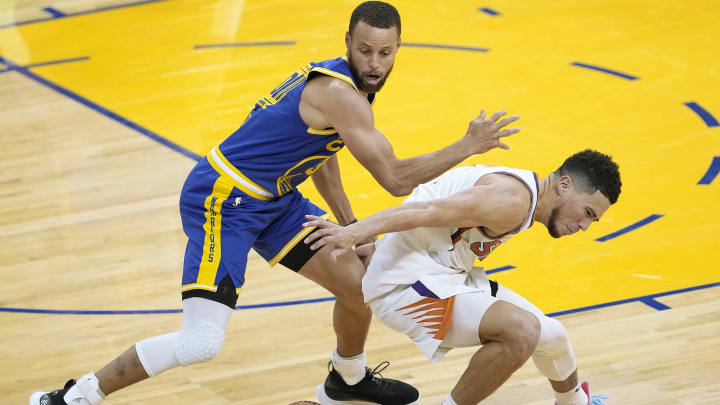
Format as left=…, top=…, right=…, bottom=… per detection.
left=441, top=392, right=459, bottom=405
left=554, top=383, right=588, bottom=405
left=331, top=349, right=366, bottom=386
left=63, top=372, right=106, bottom=405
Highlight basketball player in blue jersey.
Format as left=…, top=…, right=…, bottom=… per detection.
left=301, top=150, right=621, bottom=405
left=29, top=2, right=520, bottom=405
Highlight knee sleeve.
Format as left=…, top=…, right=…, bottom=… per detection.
left=136, top=297, right=232, bottom=376
left=531, top=316, right=577, bottom=381
left=172, top=320, right=226, bottom=366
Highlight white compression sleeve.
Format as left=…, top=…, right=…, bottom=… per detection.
left=135, top=297, right=233, bottom=376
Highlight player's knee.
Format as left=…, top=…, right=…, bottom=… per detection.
left=172, top=320, right=226, bottom=365
left=500, top=308, right=541, bottom=364
left=334, top=278, right=366, bottom=309
left=331, top=262, right=366, bottom=308
left=532, top=316, right=577, bottom=381
left=535, top=316, right=569, bottom=355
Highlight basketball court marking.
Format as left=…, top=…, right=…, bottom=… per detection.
left=0, top=0, right=167, bottom=29
left=3, top=282, right=717, bottom=316
left=478, top=8, right=501, bottom=17
left=685, top=101, right=719, bottom=127
left=194, top=41, right=296, bottom=49
left=401, top=42, right=489, bottom=52
left=570, top=62, right=639, bottom=80
left=594, top=214, right=664, bottom=242
left=698, top=156, right=720, bottom=185
left=0, top=55, right=200, bottom=160
left=41, top=7, right=66, bottom=18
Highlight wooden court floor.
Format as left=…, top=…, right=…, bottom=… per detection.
left=1, top=0, right=719, bottom=404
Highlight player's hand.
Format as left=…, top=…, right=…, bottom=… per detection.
left=355, top=241, right=376, bottom=268
left=302, top=215, right=358, bottom=261
left=356, top=235, right=378, bottom=248
left=464, top=109, right=520, bottom=154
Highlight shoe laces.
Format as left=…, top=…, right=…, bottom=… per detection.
left=367, top=361, right=393, bottom=391
left=590, top=393, right=609, bottom=405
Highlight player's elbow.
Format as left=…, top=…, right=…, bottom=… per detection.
left=383, top=178, right=413, bottom=197
left=370, top=161, right=414, bottom=196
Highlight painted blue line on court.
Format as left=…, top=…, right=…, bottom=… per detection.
left=0, top=307, right=182, bottom=315
left=0, top=0, right=167, bottom=29
left=595, top=214, right=663, bottom=242
left=71, top=0, right=165, bottom=17
left=2, top=282, right=717, bottom=316
left=235, top=297, right=336, bottom=310
left=698, top=156, right=720, bottom=185
left=685, top=102, right=719, bottom=127
left=42, top=6, right=66, bottom=18
left=548, top=281, right=720, bottom=317
left=478, top=7, right=501, bottom=16
left=25, top=56, right=90, bottom=69
left=639, top=297, right=671, bottom=311
left=402, top=43, right=489, bottom=52
left=0, top=56, right=200, bottom=161
left=571, top=62, right=638, bottom=80
left=0, top=297, right=337, bottom=315
left=486, top=265, right=515, bottom=274
left=195, top=41, right=296, bottom=49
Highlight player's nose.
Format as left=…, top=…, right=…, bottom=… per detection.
left=369, top=54, right=380, bottom=69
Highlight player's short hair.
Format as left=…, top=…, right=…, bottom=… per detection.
left=349, top=1, right=401, bottom=36
left=555, top=150, right=622, bottom=204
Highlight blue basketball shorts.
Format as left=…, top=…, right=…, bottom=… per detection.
left=178, top=158, right=327, bottom=306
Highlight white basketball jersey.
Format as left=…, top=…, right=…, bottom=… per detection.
left=363, top=164, right=539, bottom=302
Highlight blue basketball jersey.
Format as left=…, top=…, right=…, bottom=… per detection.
left=207, top=56, right=375, bottom=200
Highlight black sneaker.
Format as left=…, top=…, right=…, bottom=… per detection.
left=29, top=379, right=75, bottom=405
left=316, top=361, right=420, bottom=405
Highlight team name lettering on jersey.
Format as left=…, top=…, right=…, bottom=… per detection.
left=207, top=196, right=218, bottom=262
left=470, top=240, right=501, bottom=261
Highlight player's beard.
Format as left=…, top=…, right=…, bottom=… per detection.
left=347, top=50, right=394, bottom=93
left=547, top=207, right=562, bottom=238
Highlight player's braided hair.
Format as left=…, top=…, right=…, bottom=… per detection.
left=555, top=150, right=622, bottom=204
left=349, top=1, right=401, bottom=35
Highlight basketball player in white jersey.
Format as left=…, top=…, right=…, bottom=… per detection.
left=302, top=150, right=621, bottom=405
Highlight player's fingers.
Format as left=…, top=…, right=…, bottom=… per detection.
left=495, top=115, right=520, bottom=129
left=304, top=230, right=323, bottom=244
left=496, top=141, right=510, bottom=150
left=476, top=109, right=486, bottom=120
left=498, top=128, right=521, bottom=138
left=355, top=242, right=375, bottom=259
left=304, top=214, right=324, bottom=221
left=302, top=220, right=325, bottom=229
left=488, top=110, right=508, bottom=123
left=309, top=238, right=329, bottom=251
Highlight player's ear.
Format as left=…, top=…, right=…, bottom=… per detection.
left=557, top=175, right=572, bottom=197
left=345, top=31, right=351, bottom=49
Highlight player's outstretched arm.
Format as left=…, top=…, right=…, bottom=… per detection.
left=303, top=76, right=519, bottom=197
left=303, top=179, right=528, bottom=260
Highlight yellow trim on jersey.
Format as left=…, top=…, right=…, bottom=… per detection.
left=268, top=213, right=331, bottom=267
left=310, top=66, right=358, bottom=91
left=196, top=176, right=234, bottom=289
left=307, top=127, right=338, bottom=135
left=180, top=283, right=243, bottom=294
left=208, top=147, right=274, bottom=201
left=181, top=283, right=217, bottom=293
